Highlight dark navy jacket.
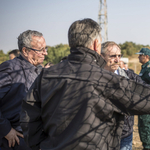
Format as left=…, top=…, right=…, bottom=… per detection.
left=117, top=68, right=135, bottom=139
left=0, top=55, right=42, bottom=139
left=122, top=69, right=144, bottom=139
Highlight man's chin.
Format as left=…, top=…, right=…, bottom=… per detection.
left=38, top=58, right=44, bottom=64
left=112, top=65, right=119, bottom=70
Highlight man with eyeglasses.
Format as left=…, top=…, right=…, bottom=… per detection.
left=0, top=30, right=47, bottom=150
left=20, top=19, right=150, bottom=150
left=101, top=41, right=135, bottom=150
left=136, top=48, right=150, bottom=150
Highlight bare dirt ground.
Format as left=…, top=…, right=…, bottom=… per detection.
left=132, top=116, right=143, bottom=150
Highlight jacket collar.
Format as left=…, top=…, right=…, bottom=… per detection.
left=18, top=55, right=42, bottom=74
left=68, top=47, right=106, bottom=68
left=142, top=60, right=150, bottom=69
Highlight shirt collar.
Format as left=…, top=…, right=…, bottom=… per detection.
left=114, top=69, right=119, bottom=75
left=69, top=47, right=106, bottom=68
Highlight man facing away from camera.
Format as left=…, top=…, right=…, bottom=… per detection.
left=101, top=41, right=136, bottom=150
left=21, top=18, right=150, bottom=150
left=0, top=30, right=47, bottom=150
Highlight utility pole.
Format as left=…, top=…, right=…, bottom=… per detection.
left=98, top=0, right=108, bottom=42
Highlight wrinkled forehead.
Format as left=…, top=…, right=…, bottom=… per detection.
left=31, top=36, right=46, bottom=48
left=106, top=45, right=121, bottom=54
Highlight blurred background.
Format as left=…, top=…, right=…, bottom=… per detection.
left=0, top=0, right=150, bottom=73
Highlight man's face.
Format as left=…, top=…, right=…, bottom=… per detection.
left=138, top=54, right=148, bottom=65
left=24, top=36, right=47, bottom=66
left=119, top=61, right=124, bottom=69
left=103, top=45, right=121, bottom=72
left=9, top=54, right=16, bottom=60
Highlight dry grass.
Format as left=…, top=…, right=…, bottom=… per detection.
left=128, top=55, right=141, bottom=74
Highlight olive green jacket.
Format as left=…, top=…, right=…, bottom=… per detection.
left=139, top=61, right=150, bottom=84
left=139, top=60, right=150, bottom=149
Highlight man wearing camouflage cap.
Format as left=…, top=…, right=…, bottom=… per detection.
left=136, top=47, right=150, bottom=150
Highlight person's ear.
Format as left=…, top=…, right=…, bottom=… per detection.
left=22, top=47, right=28, bottom=57
left=145, top=55, right=149, bottom=61
left=93, top=39, right=100, bottom=54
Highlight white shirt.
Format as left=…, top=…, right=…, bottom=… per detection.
left=114, top=69, right=119, bottom=75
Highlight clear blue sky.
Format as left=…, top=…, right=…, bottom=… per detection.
left=0, top=0, right=150, bottom=53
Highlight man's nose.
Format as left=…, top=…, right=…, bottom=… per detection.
left=115, top=56, right=120, bottom=62
left=43, top=51, right=48, bottom=55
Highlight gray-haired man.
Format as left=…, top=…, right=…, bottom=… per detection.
left=0, top=30, right=47, bottom=150
left=21, top=19, right=150, bottom=150
left=101, top=41, right=135, bottom=150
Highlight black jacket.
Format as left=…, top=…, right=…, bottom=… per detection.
left=0, top=55, right=41, bottom=139
left=21, top=47, right=150, bottom=150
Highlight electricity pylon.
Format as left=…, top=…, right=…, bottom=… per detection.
left=98, top=0, right=108, bottom=42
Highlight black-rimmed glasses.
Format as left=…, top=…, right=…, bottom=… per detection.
left=25, top=46, right=48, bottom=53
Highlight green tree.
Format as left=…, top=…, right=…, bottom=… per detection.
left=44, top=44, right=70, bottom=64
left=0, top=50, right=9, bottom=64
left=119, top=41, right=150, bottom=57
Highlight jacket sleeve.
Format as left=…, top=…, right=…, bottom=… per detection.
left=0, top=61, right=12, bottom=138
left=125, top=69, right=146, bottom=84
left=20, top=72, right=45, bottom=149
left=100, top=70, right=150, bottom=116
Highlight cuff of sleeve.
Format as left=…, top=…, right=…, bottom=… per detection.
left=0, top=119, right=11, bottom=138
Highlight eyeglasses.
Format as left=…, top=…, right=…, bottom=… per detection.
left=25, top=46, right=48, bottom=53
left=109, top=54, right=122, bottom=58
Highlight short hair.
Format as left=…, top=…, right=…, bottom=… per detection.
left=101, top=41, right=121, bottom=55
left=9, top=49, right=20, bottom=57
left=68, top=18, right=101, bottom=48
left=18, top=30, right=43, bottom=52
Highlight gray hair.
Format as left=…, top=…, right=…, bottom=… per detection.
left=101, top=41, right=121, bottom=56
left=18, top=30, right=43, bottom=52
left=68, top=18, right=101, bottom=48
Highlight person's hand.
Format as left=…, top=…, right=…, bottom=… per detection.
left=4, top=128, right=24, bottom=147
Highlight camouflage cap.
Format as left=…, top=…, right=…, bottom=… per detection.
left=136, top=48, right=150, bottom=56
